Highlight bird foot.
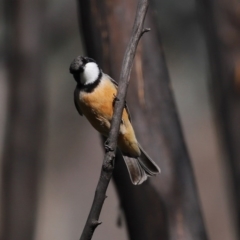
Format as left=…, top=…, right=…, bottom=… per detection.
left=104, top=141, right=113, bottom=153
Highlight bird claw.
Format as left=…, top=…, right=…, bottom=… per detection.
left=113, top=94, right=120, bottom=107
left=104, top=141, right=113, bottom=152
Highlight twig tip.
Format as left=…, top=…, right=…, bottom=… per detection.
left=144, top=27, right=151, bottom=32
left=92, top=220, right=102, bottom=228
left=140, top=28, right=151, bottom=38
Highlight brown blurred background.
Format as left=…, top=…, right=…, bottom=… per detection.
left=0, top=0, right=239, bottom=239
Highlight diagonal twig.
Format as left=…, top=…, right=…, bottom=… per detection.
left=79, top=0, right=150, bottom=239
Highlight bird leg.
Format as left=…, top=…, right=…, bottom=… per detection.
left=104, top=140, right=114, bottom=153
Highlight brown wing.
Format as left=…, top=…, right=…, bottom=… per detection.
left=74, top=86, right=83, bottom=116
left=105, top=74, right=132, bottom=122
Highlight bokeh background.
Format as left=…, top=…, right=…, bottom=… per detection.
left=0, top=0, right=238, bottom=239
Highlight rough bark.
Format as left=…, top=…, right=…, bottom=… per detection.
left=2, top=0, right=46, bottom=239
left=199, top=0, right=240, bottom=237
left=78, top=0, right=208, bottom=239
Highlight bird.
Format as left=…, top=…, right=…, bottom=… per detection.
left=69, top=56, right=160, bottom=185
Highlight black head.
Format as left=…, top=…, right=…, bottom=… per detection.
left=69, top=56, right=96, bottom=74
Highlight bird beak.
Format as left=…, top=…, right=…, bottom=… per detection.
left=69, top=56, right=84, bottom=74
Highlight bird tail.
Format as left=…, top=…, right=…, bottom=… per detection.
left=122, top=145, right=161, bottom=185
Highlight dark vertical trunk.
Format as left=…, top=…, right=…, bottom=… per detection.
left=2, top=0, right=46, bottom=239
left=199, top=0, right=240, bottom=237
left=78, top=0, right=207, bottom=239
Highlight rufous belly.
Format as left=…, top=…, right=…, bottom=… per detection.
left=79, top=79, right=140, bottom=157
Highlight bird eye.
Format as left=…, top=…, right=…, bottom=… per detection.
left=87, top=58, right=96, bottom=63
left=81, top=56, right=96, bottom=64
left=81, top=57, right=88, bottom=64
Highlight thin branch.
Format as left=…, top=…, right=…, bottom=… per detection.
left=79, top=0, right=149, bottom=239
left=78, top=0, right=208, bottom=239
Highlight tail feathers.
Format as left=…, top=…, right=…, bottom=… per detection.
left=123, top=156, right=148, bottom=185
left=123, top=147, right=160, bottom=185
left=138, top=145, right=161, bottom=176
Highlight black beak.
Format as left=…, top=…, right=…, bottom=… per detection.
left=69, top=56, right=85, bottom=83
left=69, top=56, right=84, bottom=75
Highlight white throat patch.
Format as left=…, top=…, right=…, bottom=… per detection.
left=81, top=62, right=100, bottom=85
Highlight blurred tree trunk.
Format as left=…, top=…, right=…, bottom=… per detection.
left=2, top=0, right=46, bottom=239
left=78, top=0, right=207, bottom=239
left=199, top=0, right=240, bottom=237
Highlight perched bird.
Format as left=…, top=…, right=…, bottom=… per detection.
left=69, top=56, right=160, bottom=185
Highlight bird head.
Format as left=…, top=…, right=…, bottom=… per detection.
left=69, top=56, right=100, bottom=85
